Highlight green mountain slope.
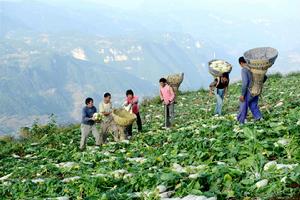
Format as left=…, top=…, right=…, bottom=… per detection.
left=0, top=33, right=227, bottom=134
left=0, top=50, right=157, bottom=134
left=0, top=73, right=299, bottom=199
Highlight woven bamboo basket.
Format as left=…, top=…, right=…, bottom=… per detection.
left=244, top=47, right=278, bottom=96
left=166, top=73, right=184, bottom=92
left=112, top=109, right=136, bottom=127
left=208, top=59, right=232, bottom=77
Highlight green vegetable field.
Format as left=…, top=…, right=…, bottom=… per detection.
left=1, top=73, right=299, bottom=200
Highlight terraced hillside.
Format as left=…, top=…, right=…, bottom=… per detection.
left=0, top=73, right=299, bottom=199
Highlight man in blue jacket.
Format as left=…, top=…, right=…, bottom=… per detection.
left=237, top=57, right=266, bottom=124
left=80, top=97, right=101, bottom=150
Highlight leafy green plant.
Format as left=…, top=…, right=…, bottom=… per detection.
left=0, top=73, right=299, bottom=199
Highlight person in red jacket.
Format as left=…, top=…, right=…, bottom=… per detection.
left=123, top=89, right=142, bottom=137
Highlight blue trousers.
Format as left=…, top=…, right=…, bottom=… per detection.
left=237, top=90, right=262, bottom=124
left=214, top=88, right=224, bottom=115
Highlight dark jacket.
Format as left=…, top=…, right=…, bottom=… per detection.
left=81, top=106, right=97, bottom=125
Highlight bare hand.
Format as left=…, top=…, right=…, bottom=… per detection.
left=163, top=101, right=170, bottom=105
left=103, top=112, right=111, bottom=116
left=239, top=96, right=245, bottom=102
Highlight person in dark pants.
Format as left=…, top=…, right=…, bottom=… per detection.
left=237, top=57, right=267, bottom=123
left=123, top=89, right=142, bottom=137
left=159, top=78, right=175, bottom=128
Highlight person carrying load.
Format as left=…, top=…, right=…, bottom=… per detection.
left=99, top=93, right=126, bottom=142
left=208, top=59, right=232, bottom=116
left=237, top=47, right=278, bottom=124
left=159, top=78, right=175, bottom=128
left=209, top=73, right=229, bottom=116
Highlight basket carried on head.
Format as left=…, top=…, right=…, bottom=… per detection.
left=166, top=73, right=184, bottom=92
left=208, top=59, right=232, bottom=77
left=112, top=109, right=136, bottom=127
left=244, top=47, right=278, bottom=96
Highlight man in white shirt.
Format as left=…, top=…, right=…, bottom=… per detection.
left=99, top=93, right=126, bottom=141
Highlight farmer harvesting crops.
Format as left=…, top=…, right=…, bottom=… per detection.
left=237, top=57, right=267, bottom=123
left=209, top=72, right=229, bottom=116
left=80, top=97, right=101, bottom=150
left=100, top=93, right=126, bottom=142
left=159, top=78, right=175, bottom=128
left=123, top=89, right=142, bottom=137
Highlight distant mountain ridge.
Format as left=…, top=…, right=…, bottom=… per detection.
left=1, top=0, right=299, bottom=134
left=1, top=31, right=228, bottom=134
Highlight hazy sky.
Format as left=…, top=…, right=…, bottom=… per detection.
left=76, top=0, right=300, bottom=72
left=3, top=0, right=299, bottom=20
left=1, top=0, right=299, bottom=70
left=27, top=0, right=299, bottom=12
left=88, top=0, right=300, bottom=16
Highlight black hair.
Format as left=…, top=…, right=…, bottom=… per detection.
left=223, top=72, right=229, bottom=77
left=239, top=57, right=246, bottom=64
left=104, top=92, right=111, bottom=98
left=126, top=89, right=134, bottom=96
left=85, top=97, right=93, bottom=105
left=159, top=78, right=167, bottom=83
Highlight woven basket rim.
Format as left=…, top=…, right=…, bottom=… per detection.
left=244, top=47, right=278, bottom=62
left=112, top=109, right=136, bottom=126
left=208, top=59, right=232, bottom=76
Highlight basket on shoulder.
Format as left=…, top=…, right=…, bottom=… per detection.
left=166, top=73, right=184, bottom=93
left=244, top=47, right=278, bottom=96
